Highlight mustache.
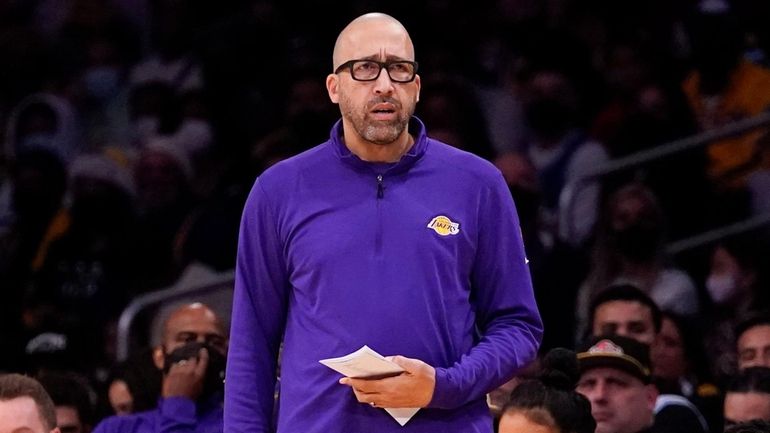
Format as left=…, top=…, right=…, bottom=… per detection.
left=366, top=97, right=401, bottom=110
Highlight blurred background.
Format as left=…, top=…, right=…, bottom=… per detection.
left=1, top=0, right=770, bottom=427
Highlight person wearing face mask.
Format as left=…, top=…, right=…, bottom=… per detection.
left=519, top=66, right=609, bottom=249
left=703, top=236, right=770, bottom=380
left=93, top=302, right=227, bottom=433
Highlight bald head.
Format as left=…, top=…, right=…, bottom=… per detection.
left=154, top=302, right=227, bottom=363
left=332, top=13, right=414, bottom=70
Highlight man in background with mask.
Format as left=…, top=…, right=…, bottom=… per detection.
left=93, top=302, right=227, bottom=433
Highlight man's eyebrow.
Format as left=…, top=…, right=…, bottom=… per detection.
left=358, top=54, right=412, bottom=62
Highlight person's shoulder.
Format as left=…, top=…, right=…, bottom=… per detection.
left=658, top=268, right=696, bottom=291
left=425, top=137, right=502, bottom=184
left=93, top=409, right=157, bottom=433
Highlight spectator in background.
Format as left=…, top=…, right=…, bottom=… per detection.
left=39, top=371, right=95, bottom=433
left=724, top=419, right=770, bottom=433
left=578, top=183, right=699, bottom=333
left=653, top=312, right=722, bottom=432
left=518, top=65, right=608, bottom=249
left=576, top=335, right=659, bottom=433
left=736, top=314, right=770, bottom=371
left=587, top=284, right=661, bottom=346
left=133, top=138, right=195, bottom=291
left=26, top=151, right=137, bottom=375
left=0, top=373, right=59, bottom=433
left=682, top=10, right=770, bottom=221
left=703, top=236, right=770, bottom=379
left=498, top=348, right=595, bottom=433
left=585, top=286, right=713, bottom=433
left=0, top=148, right=67, bottom=372
left=93, top=303, right=227, bottom=433
left=724, top=367, right=770, bottom=427
left=417, top=76, right=496, bottom=160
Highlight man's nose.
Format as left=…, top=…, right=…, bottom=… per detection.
left=589, top=383, right=609, bottom=404
left=373, top=67, right=395, bottom=94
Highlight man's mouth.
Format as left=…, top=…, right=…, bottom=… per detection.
left=369, top=103, right=398, bottom=120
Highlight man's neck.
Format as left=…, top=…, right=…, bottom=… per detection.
left=342, top=123, right=414, bottom=163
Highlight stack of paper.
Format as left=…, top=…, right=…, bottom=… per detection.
left=320, top=345, right=420, bottom=426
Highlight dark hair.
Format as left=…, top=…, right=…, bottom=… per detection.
left=588, top=284, right=662, bottom=334
left=503, top=348, right=596, bottom=433
left=725, top=419, right=770, bottom=433
left=736, top=312, right=770, bottom=343
left=38, top=371, right=95, bottom=426
left=728, top=367, right=770, bottom=395
left=659, top=311, right=713, bottom=384
left=0, top=373, right=57, bottom=430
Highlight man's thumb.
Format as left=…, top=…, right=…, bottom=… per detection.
left=390, top=355, right=420, bottom=372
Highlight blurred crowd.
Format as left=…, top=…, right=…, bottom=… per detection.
left=1, top=0, right=770, bottom=431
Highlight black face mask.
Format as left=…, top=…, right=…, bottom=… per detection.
left=524, top=99, right=573, bottom=138
left=163, top=341, right=226, bottom=400
left=613, top=223, right=661, bottom=262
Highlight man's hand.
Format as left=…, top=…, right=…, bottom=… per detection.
left=162, top=347, right=209, bottom=400
left=339, top=355, right=435, bottom=408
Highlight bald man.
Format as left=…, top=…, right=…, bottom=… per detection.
left=94, top=303, right=228, bottom=433
left=226, top=13, right=542, bottom=432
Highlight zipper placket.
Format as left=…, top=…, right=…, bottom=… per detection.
left=377, top=174, right=384, bottom=198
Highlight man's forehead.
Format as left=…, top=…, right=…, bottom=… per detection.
left=581, top=367, right=643, bottom=384
left=333, top=18, right=414, bottom=67
left=740, top=325, right=770, bottom=346
left=596, top=300, right=652, bottom=319
left=164, top=306, right=223, bottom=337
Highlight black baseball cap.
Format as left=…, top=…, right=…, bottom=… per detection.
left=577, top=335, right=652, bottom=383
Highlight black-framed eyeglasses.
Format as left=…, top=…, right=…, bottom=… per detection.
left=334, top=59, right=418, bottom=83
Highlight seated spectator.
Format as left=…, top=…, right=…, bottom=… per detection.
left=725, top=419, right=770, bottom=433
left=0, top=373, right=60, bottom=433
left=724, top=367, right=770, bottom=427
left=704, top=236, right=770, bottom=379
left=577, top=183, right=699, bottom=336
left=737, top=314, right=770, bottom=371
left=578, top=333, right=709, bottom=433
left=518, top=66, right=608, bottom=248
left=93, top=303, right=227, bottom=433
left=576, top=335, right=659, bottom=433
left=588, top=284, right=661, bottom=346
left=653, top=312, right=722, bottom=431
left=586, top=285, right=715, bottom=432
left=498, top=348, right=595, bottom=433
left=38, top=371, right=95, bottom=433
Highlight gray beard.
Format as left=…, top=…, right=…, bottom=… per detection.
left=359, top=117, right=408, bottom=145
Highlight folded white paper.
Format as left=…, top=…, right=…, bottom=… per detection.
left=319, top=345, right=420, bottom=426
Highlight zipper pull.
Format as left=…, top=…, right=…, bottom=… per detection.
left=377, top=174, right=384, bottom=198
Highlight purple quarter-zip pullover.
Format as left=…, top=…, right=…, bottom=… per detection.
left=225, top=117, right=542, bottom=432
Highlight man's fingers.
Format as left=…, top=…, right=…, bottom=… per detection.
left=389, top=355, right=421, bottom=372
left=194, top=347, right=209, bottom=377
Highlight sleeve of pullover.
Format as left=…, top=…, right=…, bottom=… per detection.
left=429, top=173, right=543, bottom=409
left=224, top=179, right=289, bottom=432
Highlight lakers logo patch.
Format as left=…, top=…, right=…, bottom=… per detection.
left=427, top=215, right=460, bottom=236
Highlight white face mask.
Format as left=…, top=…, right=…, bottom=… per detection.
left=706, top=273, right=738, bottom=305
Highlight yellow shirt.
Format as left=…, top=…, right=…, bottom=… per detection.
left=683, top=60, right=770, bottom=187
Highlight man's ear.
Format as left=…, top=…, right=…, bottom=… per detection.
left=414, top=74, right=421, bottom=103
left=326, top=74, right=340, bottom=104
left=152, top=346, right=165, bottom=371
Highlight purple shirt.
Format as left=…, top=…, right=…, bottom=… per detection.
left=225, top=118, right=542, bottom=432
left=93, top=396, right=223, bottom=433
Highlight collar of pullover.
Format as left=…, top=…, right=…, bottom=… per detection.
left=329, top=116, right=429, bottom=175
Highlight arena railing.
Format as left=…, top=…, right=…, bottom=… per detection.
left=560, top=110, right=770, bottom=253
